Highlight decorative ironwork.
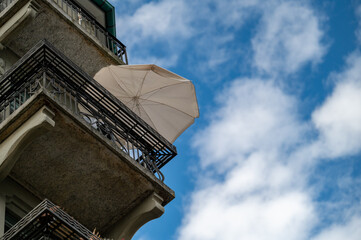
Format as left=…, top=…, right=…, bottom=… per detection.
left=0, top=0, right=128, bottom=64
left=0, top=199, right=104, bottom=240
left=51, top=0, right=128, bottom=64
left=0, top=40, right=177, bottom=180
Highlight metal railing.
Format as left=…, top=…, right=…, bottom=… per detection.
left=51, top=0, right=128, bottom=64
left=0, top=0, right=128, bottom=64
left=0, top=40, right=176, bottom=180
left=0, top=199, right=104, bottom=240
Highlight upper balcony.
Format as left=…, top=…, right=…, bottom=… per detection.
left=0, top=40, right=176, bottom=238
left=0, top=0, right=127, bottom=76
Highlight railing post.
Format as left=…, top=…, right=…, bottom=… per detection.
left=42, top=71, right=47, bottom=89
left=124, top=49, right=128, bottom=64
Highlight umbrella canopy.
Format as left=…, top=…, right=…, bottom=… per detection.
left=93, top=64, right=199, bottom=143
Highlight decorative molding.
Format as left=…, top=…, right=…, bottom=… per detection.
left=107, top=193, right=165, bottom=240
left=0, top=106, right=55, bottom=182
left=0, top=0, right=40, bottom=43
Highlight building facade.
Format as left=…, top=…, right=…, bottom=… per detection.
left=0, top=0, right=177, bottom=239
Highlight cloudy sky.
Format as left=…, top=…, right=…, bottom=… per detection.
left=108, top=0, right=361, bottom=239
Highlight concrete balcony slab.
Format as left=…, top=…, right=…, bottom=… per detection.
left=0, top=90, right=175, bottom=234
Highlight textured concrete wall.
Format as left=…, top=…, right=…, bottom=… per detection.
left=0, top=47, right=19, bottom=76
left=2, top=0, right=123, bottom=77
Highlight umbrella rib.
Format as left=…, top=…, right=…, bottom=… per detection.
left=136, top=67, right=153, bottom=97
left=139, top=82, right=192, bottom=100
left=121, top=97, right=135, bottom=105
left=108, top=68, right=134, bottom=98
left=137, top=101, right=195, bottom=143
left=137, top=102, right=157, bottom=128
left=139, top=98, right=198, bottom=118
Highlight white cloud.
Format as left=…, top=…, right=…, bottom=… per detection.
left=117, top=1, right=191, bottom=45
left=194, top=79, right=304, bottom=171
left=252, top=2, right=326, bottom=75
left=178, top=70, right=361, bottom=239
left=174, top=2, right=332, bottom=239
left=179, top=190, right=315, bottom=240
left=193, top=0, right=260, bottom=29
left=312, top=81, right=361, bottom=158
left=178, top=80, right=316, bottom=240
left=176, top=1, right=361, bottom=238
left=115, top=0, right=262, bottom=69
left=112, top=0, right=361, bottom=239
left=317, top=7, right=361, bottom=160
left=310, top=53, right=361, bottom=159
left=115, top=0, right=192, bottom=68
left=178, top=71, right=361, bottom=239
left=115, top=0, right=326, bottom=79
left=128, top=54, right=179, bottom=68
left=312, top=216, right=361, bottom=240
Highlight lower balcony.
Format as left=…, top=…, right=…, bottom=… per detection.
left=1, top=199, right=104, bottom=240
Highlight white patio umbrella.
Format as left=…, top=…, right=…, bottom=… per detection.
left=93, top=64, right=199, bottom=143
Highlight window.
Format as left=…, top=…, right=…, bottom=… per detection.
left=4, top=209, right=21, bottom=233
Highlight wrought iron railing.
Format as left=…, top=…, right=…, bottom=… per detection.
left=0, top=0, right=128, bottom=64
left=0, top=40, right=176, bottom=181
left=0, top=199, right=104, bottom=240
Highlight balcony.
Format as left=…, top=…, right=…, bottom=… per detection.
left=0, top=0, right=127, bottom=76
left=0, top=199, right=103, bottom=240
left=0, top=39, right=176, bottom=174
left=0, top=40, right=176, bottom=235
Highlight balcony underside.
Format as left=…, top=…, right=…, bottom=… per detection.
left=1, top=91, right=174, bottom=233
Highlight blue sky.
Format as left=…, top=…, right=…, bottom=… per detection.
left=108, top=0, right=361, bottom=239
